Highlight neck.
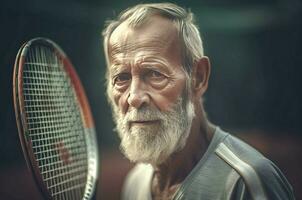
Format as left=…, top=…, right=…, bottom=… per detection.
left=151, top=107, right=216, bottom=198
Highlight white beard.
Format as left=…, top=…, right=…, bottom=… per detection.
left=112, top=96, right=195, bottom=165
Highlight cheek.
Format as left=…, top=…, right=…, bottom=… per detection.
left=151, top=78, right=187, bottom=111
left=112, top=89, right=129, bottom=114
left=112, top=89, right=119, bottom=104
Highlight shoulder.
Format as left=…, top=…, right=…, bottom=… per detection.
left=215, top=133, right=295, bottom=200
left=121, top=163, right=153, bottom=200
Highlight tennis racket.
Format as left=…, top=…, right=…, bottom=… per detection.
left=13, top=38, right=98, bottom=200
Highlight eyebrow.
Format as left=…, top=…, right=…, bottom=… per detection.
left=109, top=64, right=127, bottom=75
left=109, top=57, right=171, bottom=78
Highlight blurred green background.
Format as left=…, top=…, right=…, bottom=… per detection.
left=0, top=0, right=301, bottom=199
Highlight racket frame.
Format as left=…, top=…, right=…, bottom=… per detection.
left=13, top=38, right=98, bottom=200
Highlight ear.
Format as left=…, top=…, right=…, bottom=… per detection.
left=191, top=56, right=211, bottom=100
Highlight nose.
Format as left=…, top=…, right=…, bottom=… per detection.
left=127, top=78, right=150, bottom=109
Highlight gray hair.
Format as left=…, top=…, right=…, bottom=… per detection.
left=102, top=2, right=204, bottom=79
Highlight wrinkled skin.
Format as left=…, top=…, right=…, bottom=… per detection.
left=108, top=15, right=187, bottom=118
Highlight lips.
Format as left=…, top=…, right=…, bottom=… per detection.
left=129, top=120, right=159, bottom=126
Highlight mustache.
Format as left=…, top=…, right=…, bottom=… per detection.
left=124, top=107, right=165, bottom=122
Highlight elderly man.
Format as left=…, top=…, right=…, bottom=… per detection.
left=102, top=3, right=295, bottom=200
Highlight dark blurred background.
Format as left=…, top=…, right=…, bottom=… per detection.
left=1, top=0, right=301, bottom=199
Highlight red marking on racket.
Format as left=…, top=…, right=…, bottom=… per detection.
left=56, top=142, right=72, bottom=165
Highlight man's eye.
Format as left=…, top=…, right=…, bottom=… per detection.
left=113, top=73, right=131, bottom=85
left=145, top=69, right=168, bottom=88
left=148, top=70, right=164, bottom=79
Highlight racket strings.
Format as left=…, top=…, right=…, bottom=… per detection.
left=22, top=45, right=88, bottom=199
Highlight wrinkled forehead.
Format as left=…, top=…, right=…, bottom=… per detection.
left=108, top=15, right=181, bottom=61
